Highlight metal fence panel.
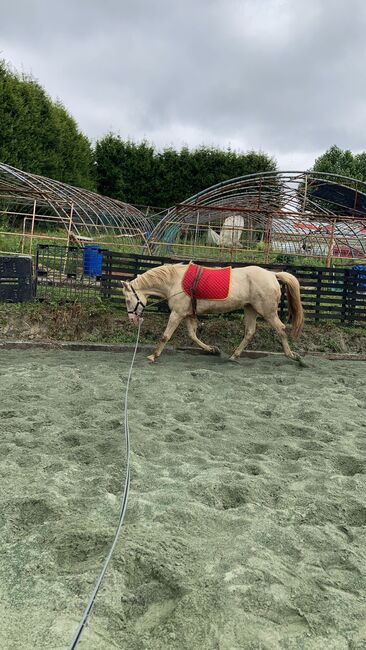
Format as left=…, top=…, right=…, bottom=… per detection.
left=35, top=244, right=100, bottom=303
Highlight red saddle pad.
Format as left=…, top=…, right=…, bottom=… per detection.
left=182, top=263, right=231, bottom=300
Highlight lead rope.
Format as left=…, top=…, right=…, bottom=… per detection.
left=68, top=322, right=141, bottom=649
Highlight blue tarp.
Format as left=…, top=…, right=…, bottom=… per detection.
left=310, top=181, right=366, bottom=216
left=352, top=264, right=366, bottom=290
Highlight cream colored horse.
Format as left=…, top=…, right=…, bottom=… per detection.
left=122, top=263, right=304, bottom=364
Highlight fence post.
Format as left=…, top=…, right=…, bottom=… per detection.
left=325, top=219, right=335, bottom=268
left=107, top=253, right=113, bottom=298
left=263, top=214, right=272, bottom=264
left=314, top=268, right=323, bottom=323
left=101, top=251, right=111, bottom=299
left=134, top=254, right=140, bottom=278
left=345, top=268, right=358, bottom=325
left=279, top=263, right=291, bottom=321
left=279, top=285, right=286, bottom=321
left=34, top=246, right=39, bottom=298
left=66, top=203, right=75, bottom=249
left=21, top=217, right=27, bottom=254
left=340, top=269, right=348, bottom=325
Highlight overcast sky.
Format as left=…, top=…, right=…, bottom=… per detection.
left=1, top=0, right=366, bottom=170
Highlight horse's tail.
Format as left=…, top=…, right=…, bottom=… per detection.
left=275, top=272, right=304, bottom=338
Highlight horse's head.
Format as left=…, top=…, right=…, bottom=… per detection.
left=121, top=280, right=146, bottom=326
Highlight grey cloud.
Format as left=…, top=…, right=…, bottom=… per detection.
left=1, top=0, right=366, bottom=168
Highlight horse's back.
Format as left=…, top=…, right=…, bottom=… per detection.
left=232, top=265, right=280, bottom=308
left=233, top=265, right=278, bottom=284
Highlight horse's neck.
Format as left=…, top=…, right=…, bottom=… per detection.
left=133, top=270, right=170, bottom=298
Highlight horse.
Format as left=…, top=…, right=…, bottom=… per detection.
left=121, top=263, right=304, bottom=364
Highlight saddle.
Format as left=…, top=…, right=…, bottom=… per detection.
left=182, top=262, right=232, bottom=315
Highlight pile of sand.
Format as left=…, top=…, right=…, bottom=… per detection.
left=0, top=349, right=365, bottom=649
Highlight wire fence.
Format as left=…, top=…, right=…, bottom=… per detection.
left=35, top=244, right=101, bottom=303
left=29, top=244, right=366, bottom=324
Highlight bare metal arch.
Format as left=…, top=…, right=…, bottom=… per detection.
left=149, top=171, right=366, bottom=264
left=0, top=163, right=153, bottom=251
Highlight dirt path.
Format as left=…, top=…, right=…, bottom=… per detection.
left=1, top=349, right=365, bottom=649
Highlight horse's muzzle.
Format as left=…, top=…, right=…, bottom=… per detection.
left=129, top=314, right=144, bottom=326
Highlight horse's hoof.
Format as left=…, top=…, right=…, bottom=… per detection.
left=210, top=346, right=221, bottom=356
left=147, top=354, right=156, bottom=363
left=229, top=355, right=240, bottom=363
left=297, top=356, right=307, bottom=368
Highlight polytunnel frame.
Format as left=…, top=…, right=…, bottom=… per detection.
left=0, top=163, right=153, bottom=256
left=149, top=171, right=366, bottom=265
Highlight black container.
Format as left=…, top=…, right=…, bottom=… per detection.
left=0, top=256, right=33, bottom=302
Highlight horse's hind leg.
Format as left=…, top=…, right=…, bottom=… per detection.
left=185, top=316, right=220, bottom=354
left=265, top=313, right=302, bottom=364
left=229, top=306, right=257, bottom=360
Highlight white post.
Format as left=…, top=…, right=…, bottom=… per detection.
left=66, top=203, right=74, bottom=248
left=63, top=203, right=75, bottom=276
left=21, top=217, right=27, bottom=254
left=194, top=210, right=200, bottom=253
left=302, top=174, right=308, bottom=213
left=29, top=200, right=37, bottom=255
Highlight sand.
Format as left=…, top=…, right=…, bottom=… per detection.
left=0, top=348, right=366, bottom=649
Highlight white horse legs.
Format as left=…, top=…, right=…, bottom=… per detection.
left=185, top=316, right=220, bottom=354
left=147, top=309, right=302, bottom=365
left=265, top=313, right=302, bottom=363
left=147, top=311, right=183, bottom=362
left=230, top=308, right=302, bottom=364
left=230, top=306, right=257, bottom=360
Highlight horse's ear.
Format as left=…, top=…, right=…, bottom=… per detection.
left=121, top=280, right=130, bottom=289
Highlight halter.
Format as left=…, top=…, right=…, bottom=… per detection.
left=127, top=284, right=186, bottom=315
left=127, top=285, right=145, bottom=317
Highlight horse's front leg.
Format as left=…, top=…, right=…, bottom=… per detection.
left=147, top=311, right=183, bottom=363
left=185, top=316, right=220, bottom=354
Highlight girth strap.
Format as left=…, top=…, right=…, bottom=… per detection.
left=190, top=265, right=204, bottom=316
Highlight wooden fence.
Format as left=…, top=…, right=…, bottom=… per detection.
left=101, top=250, right=366, bottom=325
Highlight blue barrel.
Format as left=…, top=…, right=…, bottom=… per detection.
left=352, top=264, right=366, bottom=290
left=83, top=246, right=103, bottom=277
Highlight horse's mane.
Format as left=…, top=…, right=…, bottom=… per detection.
left=135, top=263, right=183, bottom=290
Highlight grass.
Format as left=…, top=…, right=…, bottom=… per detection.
left=1, top=301, right=366, bottom=356
left=0, top=221, right=146, bottom=259
left=1, top=220, right=363, bottom=269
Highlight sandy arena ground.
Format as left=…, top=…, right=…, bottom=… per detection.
left=0, top=349, right=366, bottom=649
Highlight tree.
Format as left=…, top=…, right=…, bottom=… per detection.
left=95, top=135, right=277, bottom=207
left=95, top=136, right=156, bottom=205
left=312, top=145, right=359, bottom=180
left=0, top=60, right=95, bottom=189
